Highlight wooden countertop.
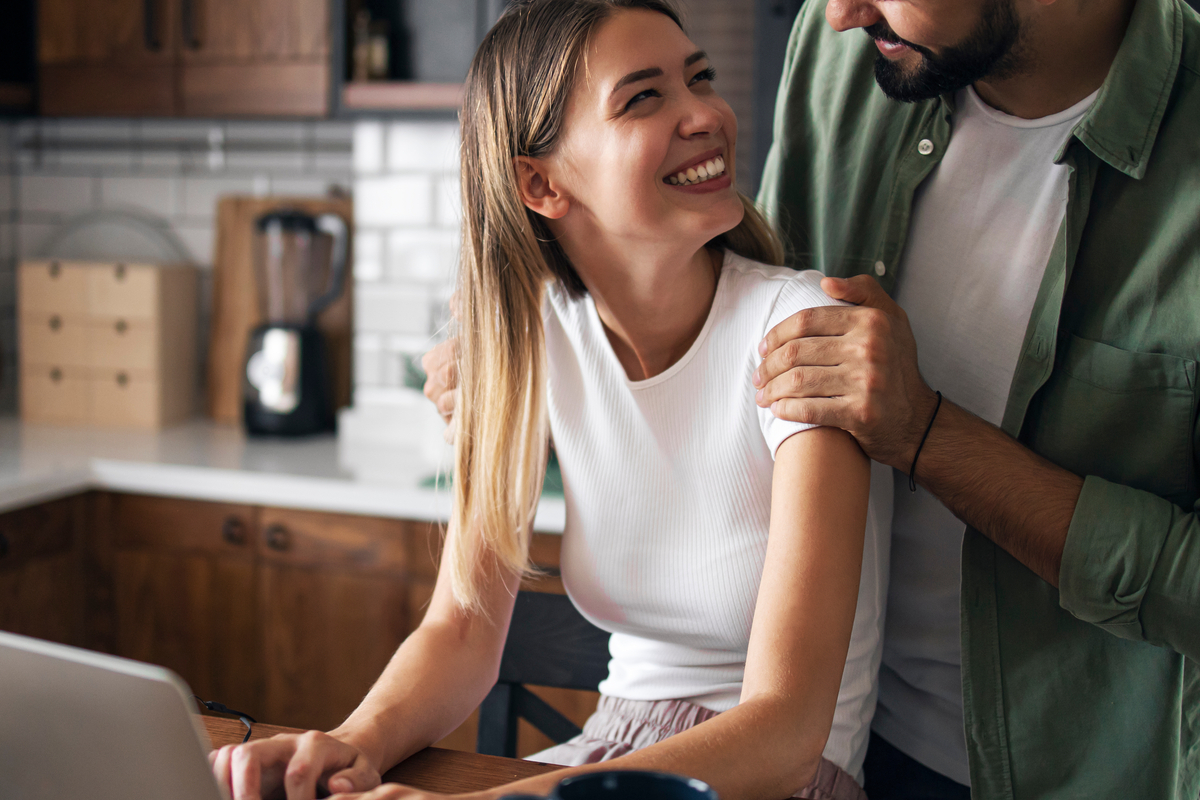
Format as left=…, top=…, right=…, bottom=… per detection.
left=203, top=716, right=560, bottom=794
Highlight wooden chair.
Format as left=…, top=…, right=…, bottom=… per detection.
left=476, top=591, right=610, bottom=758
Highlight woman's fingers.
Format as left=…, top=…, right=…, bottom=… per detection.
left=326, top=753, right=383, bottom=795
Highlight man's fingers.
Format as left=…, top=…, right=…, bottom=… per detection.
left=283, top=731, right=340, bottom=800
left=753, top=334, right=842, bottom=387
left=756, top=366, right=843, bottom=407
left=211, top=745, right=235, bottom=794
left=769, top=396, right=846, bottom=429
left=820, top=274, right=894, bottom=310
left=435, top=387, right=458, bottom=420
left=758, top=305, right=856, bottom=359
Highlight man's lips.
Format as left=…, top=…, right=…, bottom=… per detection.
left=874, top=37, right=912, bottom=58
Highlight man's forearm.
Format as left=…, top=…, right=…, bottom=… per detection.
left=912, top=397, right=1084, bottom=587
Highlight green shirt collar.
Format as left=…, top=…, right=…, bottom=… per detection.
left=1066, top=0, right=1184, bottom=179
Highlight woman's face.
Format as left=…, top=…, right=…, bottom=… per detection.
left=541, top=8, right=745, bottom=252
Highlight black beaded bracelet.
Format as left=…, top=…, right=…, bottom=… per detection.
left=908, top=391, right=943, bottom=493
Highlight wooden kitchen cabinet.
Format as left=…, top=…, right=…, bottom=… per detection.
left=38, top=0, right=330, bottom=117
left=0, top=496, right=88, bottom=647
left=37, top=0, right=178, bottom=116
left=0, top=491, right=594, bottom=758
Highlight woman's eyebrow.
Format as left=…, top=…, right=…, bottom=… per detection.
left=609, top=51, right=708, bottom=97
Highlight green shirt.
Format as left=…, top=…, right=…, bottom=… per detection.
left=758, top=1, right=1200, bottom=797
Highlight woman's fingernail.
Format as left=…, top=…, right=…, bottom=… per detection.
left=756, top=389, right=764, bottom=404
left=771, top=401, right=779, bottom=414
left=330, top=778, right=350, bottom=793
left=758, top=339, right=768, bottom=356
left=752, top=369, right=761, bottom=387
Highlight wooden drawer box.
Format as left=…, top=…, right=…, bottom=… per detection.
left=18, top=260, right=198, bottom=429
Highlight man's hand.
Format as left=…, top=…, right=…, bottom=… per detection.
left=421, top=338, right=459, bottom=440
left=209, top=730, right=381, bottom=800
left=752, top=274, right=938, bottom=471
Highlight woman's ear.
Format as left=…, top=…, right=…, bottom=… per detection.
left=515, top=157, right=570, bottom=220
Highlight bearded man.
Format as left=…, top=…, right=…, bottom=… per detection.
left=753, top=0, right=1200, bottom=798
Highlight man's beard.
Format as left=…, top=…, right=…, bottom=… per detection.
left=867, top=0, right=1026, bottom=103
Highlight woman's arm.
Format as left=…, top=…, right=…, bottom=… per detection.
left=389, top=426, right=869, bottom=800
left=211, top=532, right=523, bottom=800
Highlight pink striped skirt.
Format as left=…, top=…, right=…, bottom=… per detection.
left=527, top=695, right=867, bottom=800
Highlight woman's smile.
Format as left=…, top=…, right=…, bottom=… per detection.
left=664, top=148, right=729, bottom=189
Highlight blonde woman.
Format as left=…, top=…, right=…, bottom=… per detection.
left=211, top=2, right=891, bottom=798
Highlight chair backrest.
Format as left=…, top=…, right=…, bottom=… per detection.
left=476, top=591, right=610, bottom=758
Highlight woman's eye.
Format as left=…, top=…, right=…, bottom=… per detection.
left=625, top=89, right=661, bottom=110
left=690, top=67, right=717, bottom=85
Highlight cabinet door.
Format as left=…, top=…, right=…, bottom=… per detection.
left=256, top=507, right=414, bottom=731
left=0, top=497, right=86, bottom=646
left=110, top=494, right=260, bottom=715
left=178, top=0, right=329, bottom=116
left=38, top=0, right=177, bottom=115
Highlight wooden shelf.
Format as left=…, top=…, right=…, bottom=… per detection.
left=0, top=82, right=33, bottom=110
left=341, top=81, right=463, bottom=112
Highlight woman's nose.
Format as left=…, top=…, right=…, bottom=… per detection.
left=825, top=0, right=882, bottom=32
left=677, top=94, right=724, bottom=140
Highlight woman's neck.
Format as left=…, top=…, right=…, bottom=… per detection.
left=574, top=245, right=721, bottom=382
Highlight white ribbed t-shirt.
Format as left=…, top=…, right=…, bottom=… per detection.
left=543, top=251, right=893, bottom=780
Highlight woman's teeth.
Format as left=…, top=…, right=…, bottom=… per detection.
left=667, top=156, right=726, bottom=186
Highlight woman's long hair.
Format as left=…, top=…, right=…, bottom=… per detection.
left=449, top=0, right=784, bottom=611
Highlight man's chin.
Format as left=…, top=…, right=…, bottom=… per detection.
left=873, top=55, right=945, bottom=104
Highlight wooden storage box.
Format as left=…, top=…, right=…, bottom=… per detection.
left=18, top=260, right=198, bottom=429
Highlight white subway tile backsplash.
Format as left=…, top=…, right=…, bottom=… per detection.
left=355, top=175, right=434, bottom=228
left=173, top=223, right=217, bottom=266
left=19, top=175, right=96, bottom=215
left=100, top=176, right=178, bottom=217
left=386, top=122, right=459, bottom=173
left=354, top=230, right=384, bottom=282
left=182, top=176, right=257, bottom=220
left=434, top=174, right=461, bottom=228
left=354, top=122, right=386, bottom=175
left=353, top=332, right=384, bottom=386
left=270, top=177, right=345, bottom=198
left=16, top=221, right=57, bottom=260
left=386, top=229, right=458, bottom=283
left=355, top=282, right=432, bottom=335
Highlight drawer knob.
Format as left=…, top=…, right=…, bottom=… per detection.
left=115, top=319, right=128, bottom=334
left=264, top=524, right=291, bottom=552
left=49, top=367, right=62, bottom=383
left=49, top=261, right=61, bottom=278
left=221, top=517, right=248, bottom=547
left=115, top=263, right=127, bottom=280
left=116, top=372, right=129, bottom=387
left=49, top=315, right=62, bottom=332
left=0, top=531, right=9, bottom=559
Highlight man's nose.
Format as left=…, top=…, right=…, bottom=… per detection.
left=825, top=0, right=883, bottom=32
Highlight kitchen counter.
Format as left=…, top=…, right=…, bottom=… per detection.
left=0, top=418, right=566, bottom=531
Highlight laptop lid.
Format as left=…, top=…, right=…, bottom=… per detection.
left=0, top=631, right=228, bottom=800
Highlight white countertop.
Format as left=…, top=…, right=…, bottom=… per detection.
left=0, top=418, right=566, bottom=532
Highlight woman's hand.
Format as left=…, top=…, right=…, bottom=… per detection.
left=209, top=730, right=381, bottom=800
left=330, top=787, right=492, bottom=800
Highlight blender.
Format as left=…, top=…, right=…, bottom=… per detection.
left=243, top=209, right=348, bottom=435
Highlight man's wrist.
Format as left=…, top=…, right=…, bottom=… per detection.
left=328, top=719, right=389, bottom=776
left=889, top=384, right=942, bottom=472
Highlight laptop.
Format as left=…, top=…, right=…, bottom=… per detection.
left=0, top=630, right=228, bottom=800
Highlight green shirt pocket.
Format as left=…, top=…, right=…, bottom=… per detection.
left=1025, top=334, right=1198, bottom=507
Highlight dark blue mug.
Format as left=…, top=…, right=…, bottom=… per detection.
left=498, top=770, right=720, bottom=800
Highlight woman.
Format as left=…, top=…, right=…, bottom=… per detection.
left=210, top=2, right=890, bottom=798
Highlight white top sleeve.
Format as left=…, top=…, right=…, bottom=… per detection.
left=756, top=270, right=849, bottom=459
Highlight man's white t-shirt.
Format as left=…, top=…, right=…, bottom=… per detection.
left=872, top=85, right=1098, bottom=785
left=545, top=253, right=894, bottom=781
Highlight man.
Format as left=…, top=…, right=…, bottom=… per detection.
left=751, top=0, right=1200, bottom=798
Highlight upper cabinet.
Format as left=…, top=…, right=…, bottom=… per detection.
left=38, top=0, right=331, bottom=117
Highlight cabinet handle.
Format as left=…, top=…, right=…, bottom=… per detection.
left=264, top=524, right=291, bottom=552
left=143, top=0, right=162, bottom=51
left=49, top=315, right=62, bottom=332
left=0, top=531, right=9, bottom=559
left=221, top=517, right=248, bottom=547
left=116, top=372, right=129, bottom=387
left=181, top=0, right=201, bottom=49
left=49, top=261, right=61, bottom=279
left=49, top=367, right=62, bottom=383
left=114, top=263, right=127, bottom=281
left=115, top=319, right=128, bottom=334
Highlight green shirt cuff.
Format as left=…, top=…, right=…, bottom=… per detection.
left=1059, top=474, right=1176, bottom=643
